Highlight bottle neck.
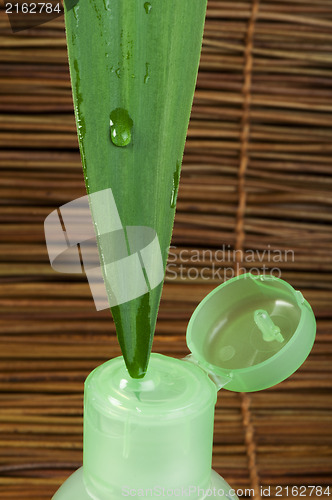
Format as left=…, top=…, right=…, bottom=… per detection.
left=82, top=354, right=217, bottom=498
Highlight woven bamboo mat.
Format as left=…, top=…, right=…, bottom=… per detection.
left=0, top=1, right=332, bottom=499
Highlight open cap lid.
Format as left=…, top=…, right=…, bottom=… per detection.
left=186, top=274, right=316, bottom=392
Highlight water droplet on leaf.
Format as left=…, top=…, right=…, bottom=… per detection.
left=144, top=62, right=150, bottom=84
left=73, top=4, right=79, bottom=20
left=103, top=0, right=111, bottom=10
left=110, top=108, right=133, bottom=147
left=170, top=161, right=181, bottom=208
left=144, top=2, right=151, bottom=14
left=73, top=60, right=86, bottom=141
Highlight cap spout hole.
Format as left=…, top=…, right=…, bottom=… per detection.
left=254, top=309, right=284, bottom=343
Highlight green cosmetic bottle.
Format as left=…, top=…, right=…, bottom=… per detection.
left=53, top=274, right=316, bottom=500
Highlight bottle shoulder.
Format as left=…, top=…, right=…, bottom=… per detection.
left=52, top=467, right=94, bottom=500
left=52, top=467, right=238, bottom=500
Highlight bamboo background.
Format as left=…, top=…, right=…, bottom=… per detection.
left=0, top=0, right=332, bottom=498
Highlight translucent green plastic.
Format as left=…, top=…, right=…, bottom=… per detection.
left=187, top=273, right=316, bottom=392
left=53, top=274, right=316, bottom=499
left=53, top=468, right=235, bottom=500
left=53, top=354, right=237, bottom=499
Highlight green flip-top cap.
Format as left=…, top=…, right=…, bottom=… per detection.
left=186, top=273, right=316, bottom=392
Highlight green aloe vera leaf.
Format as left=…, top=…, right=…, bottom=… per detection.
left=64, top=0, right=207, bottom=378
